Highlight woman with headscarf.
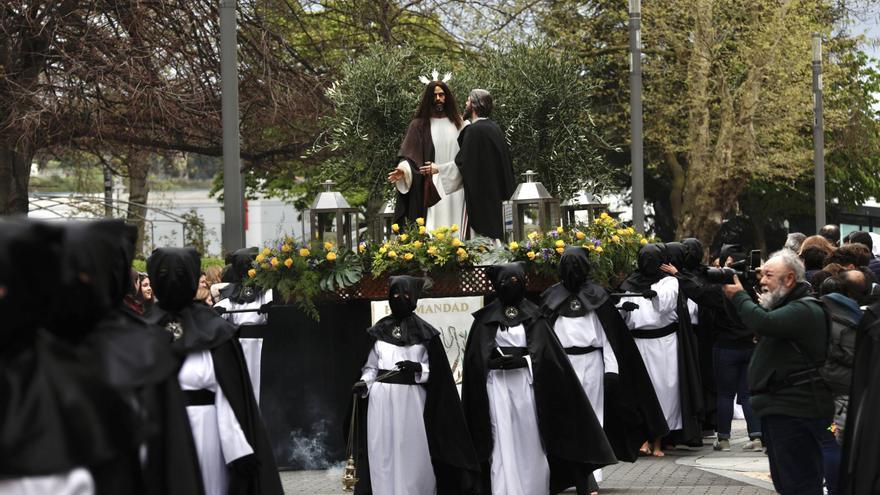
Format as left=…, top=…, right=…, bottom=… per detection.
left=541, top=247, right=668, bottom=493
left=349, top=275, right=480, bottom=495
left=462, top=262, right=616, bottom=495
left=617, top=243, right=703, bottom=455
left=214, top=247, right=273, bottom=404
left=146, top=247, right=282, bottom=495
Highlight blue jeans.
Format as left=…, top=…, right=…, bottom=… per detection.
left=761, top=415, right=829, bottom=495
left=713, top=345, right=761, bottom=439
left=821, top=429, right=840, bottom=495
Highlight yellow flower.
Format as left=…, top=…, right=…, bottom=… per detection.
left=324, top=241, right=334, bottom=250
left=451, top=224, right=459, bottom=233
left=427, top=246, right=438, bottom=255
left=281, top=244, right=291, bottom=253
left=600, top=212, right=610, bottom=220
left=611, top=235, right=621, bottom=243
left=255, top=253, right=266, bottom=263
left=556, top=226, right=564, bottom=234
left=413, top=241, right=423, bottom=249
left=556, top=246, right=564, bottom=254
left=270, top=257, right=279, bottom=268
left=509, top=241, right=519, bottom=251
left=399, top=234, right=408, bottom=242
left=403, top=253, right=414, bottom=261
left=640, top=238, right=648, bottom=245
left=419, top=226, right=427, bottom=235
left=262, top=247, right=271, bottom=256
left=379, top=246, right=387, bottom=254
left=435, top=232, right=445, bottom=241
left=586, top=244, right=595, bottom=251
left=527, top=251, right=536, bottom=260
left=575, top=231, right=585, bottom=240
left=358, top=244, right=366, bottom=253
left=627, top=227, right=635, bottom=235
left=528, top=231, right=539, bottom=240
left=596, top=246, right=604, bottom=253
left=299, top=248, right=310, bottom=257
left=387, top=250, right=397, bottom=259
left=416, top=217, right=425, bottom=226
left=247, top=268, right=257, bottom=278
left=391, top=223, right=400, bottom=232
left=284, top=258, right=293, bottom=268
left=555, top=240, right=565, bottom=248
left=326, top=252, right=337, bottom=261
left=452, top=238, right=462, bottom=247
left=456, top=247, right=467, bottom=258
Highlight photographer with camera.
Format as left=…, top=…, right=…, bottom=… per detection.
left=663, top=243, right=763, bottom=452
left=723, top=250, right=833, bottom=495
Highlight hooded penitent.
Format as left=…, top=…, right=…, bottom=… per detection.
left=463, top=262, right=617, bottom=494
left=541, top=247, right=669, bottom=462
left=681, top=238, right=704, bottom=273
left=665, top=242, right=688, bottom=272
left=619, top=243, right=668, bottom=293
left=218, top=247, right=261, bottom=304
left=351, top=275, right=481, bottom=494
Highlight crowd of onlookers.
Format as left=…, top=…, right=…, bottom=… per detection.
left=124, top=265, right=227, bottom=316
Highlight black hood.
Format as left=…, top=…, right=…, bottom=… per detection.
left=147, top=247, right=200, bottom=312
left=559, top=245, right=591, bottom=292
left=681, top=238, right=704, bottom=271
left=542, top=246, right=609, bottom=317
left=0, top=219, right=63, bottom=340
left=619, top=243, right=668, bottom=292
left=52, top=220, right=138, bottom=336
left=665, top=242, right=687, bottom=271
left=482, top=262, right=536, bottom=327
left=388, top=275, right=424, bottom=318
left=367, top=276, right=438, bottom=346
left=719, top=243, right=746, bottom=265
left=219, top=247, right=261, bottom=304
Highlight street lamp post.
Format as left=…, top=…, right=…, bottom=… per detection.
left=221, top=0, right=245, bottom=252
left=812, top=33, right=826, bottom=232
left=629, top=0, right=645, bottom=233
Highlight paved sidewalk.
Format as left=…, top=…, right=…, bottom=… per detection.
left=281, top=420, right=775, bottom=494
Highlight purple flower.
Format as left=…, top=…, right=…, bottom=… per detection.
left=541, top=248, right=550, bottom=260
left=550, top=231, right=559, bottom=238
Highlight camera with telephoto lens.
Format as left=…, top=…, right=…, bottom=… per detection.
left=705, top=249, right=762, bottom=285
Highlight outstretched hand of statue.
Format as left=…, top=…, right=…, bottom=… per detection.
left=387, top=168, right=405, bottom=184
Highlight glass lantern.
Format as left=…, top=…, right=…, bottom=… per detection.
left=561, top=192, right=609, bottom=227
left=502, top=170, right=561, bottom=242
left=309, top=180, right=359, bottom=250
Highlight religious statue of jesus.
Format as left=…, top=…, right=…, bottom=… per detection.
left=387, top=72, right=466, bottom=233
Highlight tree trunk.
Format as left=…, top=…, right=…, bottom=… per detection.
left=665, top=151, right=685, bottom=226
left=0, top=142, right=35, bottom=215
left=126, top=158, right=151, bottom=258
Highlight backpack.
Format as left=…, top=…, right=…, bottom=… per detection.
left=817, top=295, right=860, bottom=395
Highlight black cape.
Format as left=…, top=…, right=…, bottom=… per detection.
left=394, top=119, right=441, bottom=224
left=841, top=302, right=880, bottom=495
left=454, top=119, right=515, bottom=239
left=351, top=314, right=481, bottom=495
left=670, top=289, right=705, bottom=445
left=148, top=304, right=283, bottom=495
left=541, top=282, right=670, bottom=461
left=462, top=298, right=617, bottom=494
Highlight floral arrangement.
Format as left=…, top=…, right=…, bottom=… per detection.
left=245, top=213, right=649, bottom=319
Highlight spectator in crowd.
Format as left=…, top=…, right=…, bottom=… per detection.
left=137, top=272, right=155, bottom=314
left=826, top=243, right=872, bottom=271
left=784, top=232, right=807, bottom=253
left=799, top=235, right=835, bottom=259
left=844, top=231, right=880, bottom=280
left=802, top=246, right=829, bottom=281
left=723, top=250, right=833, bottom=495
left=820, top=224, right=841, bottom=247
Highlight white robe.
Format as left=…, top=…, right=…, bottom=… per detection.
left=395, top=118, right=465, bottom=233
left=487, top=324, right=550, bottom=495
left=553, top=313, right=618, bottom=483
left=618, top=276, right=682, bottom=431
left=179, top=350, right=254, bottom=495
left=0, top=469, right=94, bottom=495
left=361, top=340, right=435, bottom=495
left=214, top=289, right=273, bottom=404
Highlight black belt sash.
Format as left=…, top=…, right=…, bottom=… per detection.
left=377, top=369, right=419, bottom=385
left=631, top=323, right=678, bottom=340
left=496, top=346, right=528, bottom=358
left=184, top=389, right=216, bottom=406
left=565, top=346, right=602, bottom=355
left=488, top=347, right=529, bottom=370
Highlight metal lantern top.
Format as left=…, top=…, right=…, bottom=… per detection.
left=310, top=180, right=357, bottom=212
left=561, top=192, right=609, bottom=226
left=509, top=170, right=556, bottom=204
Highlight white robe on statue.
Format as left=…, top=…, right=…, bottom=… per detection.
left=0, top=469, right=94, bottom=495
left=553, top=313, right=618, bottom=483
left=214, top=289, right=273, bottom=404
left=361, top=340, right=435, bottom=495
left=487, top=324, right=550, bottom=495
left=179, top=350, right=254, bottom=495
left=395, top=118, right=465, bottom=233
left=618, top=276, right=682, bottom=431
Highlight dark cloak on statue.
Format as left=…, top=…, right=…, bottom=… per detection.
left=349, top=276, right=481, bottom=495
left=54, top=220, right=204, bottom=495
left=462, top=263, right=617, bottom=494
left=541, top=247, right=669, bottom=461
left=146, top=247, right=283, bottom=495
left=840, top=302, right=880, bottom=495
left=0, top=220, right=134, bottom=483
left=394, top=119, right=442, bottom=224
left=454, top=119, right=515, bottom=240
